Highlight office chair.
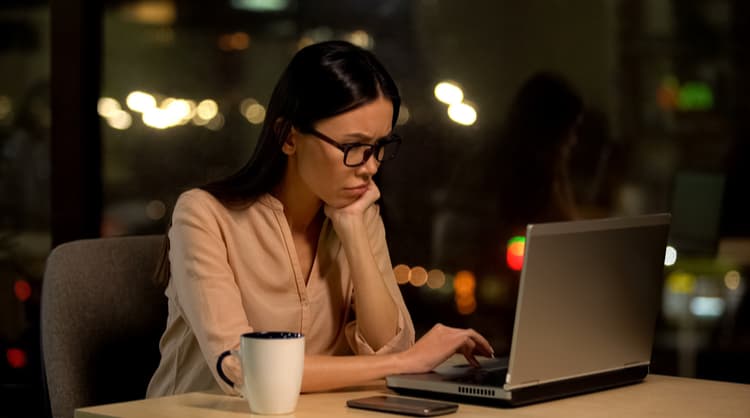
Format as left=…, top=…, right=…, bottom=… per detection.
left=41, top=235, right=167, bottom=418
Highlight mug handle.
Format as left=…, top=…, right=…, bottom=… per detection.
left=216, top=349, right=245, bottom=395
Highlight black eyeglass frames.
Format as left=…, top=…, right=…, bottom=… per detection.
left=305, top=128, right=402, bottom=167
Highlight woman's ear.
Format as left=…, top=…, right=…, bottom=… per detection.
left=281, top=126, right=298, bottom=155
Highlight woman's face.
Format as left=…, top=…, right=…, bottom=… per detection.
left=288, top=95, right=394, bottom=208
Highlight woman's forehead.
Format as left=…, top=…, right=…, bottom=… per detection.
left=314, top=97, right=394, bottom=137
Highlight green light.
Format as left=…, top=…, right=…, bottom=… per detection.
left=678, top=82, right=714, bottom=111
left=231, top=0, right=290, bottom=12
left=507, top=236, right=525, bottom=246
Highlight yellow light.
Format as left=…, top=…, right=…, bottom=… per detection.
left=97, top=97, right=121, bottom=118
left=447, top=102, right=477, bottom=126
left=666, top=271, right=696, bottom=294
left=456, top=297, right=477, bottom=315
left=182, top=100, right=197, bottom=123
left=410, top=266, right=429, bottom=287
left=163, top=99, right=192, bottom=125
left=197, top=99, right=219, bottom=120
left=426, top=269, right=446, bottom=289
left=244, top=103, right=266, bottom=124
left=106, top=110, right=132, bottom=130
left=240, top=98, right=258, bottom=113
left=0, top=95, right=12, bottom=119
left=126, top=91, right=157, bottom=113
left=297, top=36, right=314, bottom=50
left=145, top=200, right=167, bottom=220
left=139, top=98, right=192, bottom=129
left=205, top=113, right=225, bottom=131
left=142, top=108, right=171, bottom=129
left=346, top=30, right=374, bottom=49
left=434, top=82, right=464, bottom=105
left=396, top=105, right=410, bottom=126
left=478, top=276, right=506, bottom=302
left=724, top=270, right=741, bottom=290
left=393, top=264, right=410, bottom=284
left=192, top=113, right=210, bottom=126
left=453, top=270, right=476, bottom=296
left=122, top=0, right=176, bottom=25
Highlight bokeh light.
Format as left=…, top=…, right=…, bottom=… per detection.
left=396, top=104, right=410, bottom=126
left=666, top=271, right=696, bottom=294
left=97, top=97, right=122, bottom=118
left=0, top=95, right=12, bottom=120
left=146, top=200, right=167, bottom=220
left=447, top=102, right=477, bottom=126
left=409, top=266, right=428, bottom=287
left=506, top=236, right=525, bottom=271
left=690, top=296, right=725, bottom=318
left=664, top=245, right=677, bottom=266
left=205, top=113, right=225, bottom=131
left=106, top=110, right=132, bottom=130
left=426, top=269, right=446, bottom=289
left=478, top=276, right=506, bottom=303
left=126, top=91, right=157, bottom=113
left=14, top=279, right=32, bottom=302
left=724, top=270, right=741, bottom=290
left=243, top=103, right=266, bottom=124
left=453, top=270, right=477, bottom=315
left=346, top=30, right=374, bottom=49
left=6, top=348, right=27, bottom=369
left=197, top=99, right=219, bottom=120
left=434, top=81, right=464, bottom=105
left=393, top=264, right=410, bottom=284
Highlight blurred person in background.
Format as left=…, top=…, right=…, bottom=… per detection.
left=436, top=71, right=585, bottom=276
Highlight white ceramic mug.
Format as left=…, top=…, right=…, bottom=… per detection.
left=218, top=331, right=305, bottom=415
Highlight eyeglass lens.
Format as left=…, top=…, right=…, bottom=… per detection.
left=344, top=140, right=400, bottom=166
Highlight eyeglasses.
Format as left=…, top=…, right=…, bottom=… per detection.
left=305, top=128, right=402, bottom=167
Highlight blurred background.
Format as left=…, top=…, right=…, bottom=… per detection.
left=1, top=0, right=748, bottom=416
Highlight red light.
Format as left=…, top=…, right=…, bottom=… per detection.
left=506, top=236, right=526, bottom=271
left=7, top=348, right=27, bottom=369
left=14, top=279, right=32, bottom=302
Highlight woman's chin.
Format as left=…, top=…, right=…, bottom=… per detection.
left=324, top=195, right=358, bottom=209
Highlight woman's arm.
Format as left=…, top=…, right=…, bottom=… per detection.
left=221, top=323, right=494, bottom=392
left=325, top=181, right=404, bottom=351
left=304, top=323, right=493, bottom=392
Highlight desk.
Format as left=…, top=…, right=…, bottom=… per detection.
left=76, top=375, right=749, bottom=418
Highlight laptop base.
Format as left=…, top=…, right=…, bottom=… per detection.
left=389, top=365, right=650, bottom=407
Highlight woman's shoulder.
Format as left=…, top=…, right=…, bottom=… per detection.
left=175, top=188, right=223, bottom=211
left=174, top=188, right=276, bottom=220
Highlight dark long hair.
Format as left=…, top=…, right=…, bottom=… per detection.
left=155, top=41, right=401, bottom=286
left=203, top=40, right=400, bottom=206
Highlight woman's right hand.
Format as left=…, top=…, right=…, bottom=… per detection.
left=396, top=323, right=494, bottom=374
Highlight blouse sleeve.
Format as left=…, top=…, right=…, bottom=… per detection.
left=345, top=203, right=416, bottom=354
left=168, top=190, right=252, bottom=394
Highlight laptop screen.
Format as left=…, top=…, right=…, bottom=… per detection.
left=506, top=214, right=670, bottom=389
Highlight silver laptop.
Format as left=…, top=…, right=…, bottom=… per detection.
left=388, top=214, right=671, bottom=406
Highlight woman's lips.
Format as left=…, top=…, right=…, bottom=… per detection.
left=344, top=184, right=369, bottom=195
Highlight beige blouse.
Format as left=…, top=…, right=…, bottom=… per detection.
left=147, top=189, right=415, bottom=397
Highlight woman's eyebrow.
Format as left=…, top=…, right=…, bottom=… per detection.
left=340, top=131, right=392, bottom=142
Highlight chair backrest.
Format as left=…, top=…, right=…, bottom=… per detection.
left=41, top=235, right=167, bottom=418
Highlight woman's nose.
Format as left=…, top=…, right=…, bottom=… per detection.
left=358, top=153, right=380, bottom=177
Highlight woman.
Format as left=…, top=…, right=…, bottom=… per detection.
left=147, top=41, right=493, bottom=397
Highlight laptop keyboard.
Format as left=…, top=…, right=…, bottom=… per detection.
left=449, top=367, right=508, bottom=386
